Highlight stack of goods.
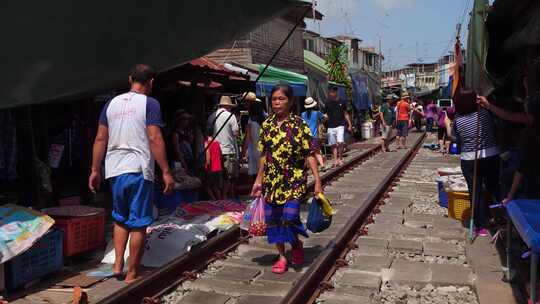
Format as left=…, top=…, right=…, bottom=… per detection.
left=436, top=167, right=471, bottom=221
left=43, top=205, right=106, bottom=257
left=101, top=200, right=246, bottom=268
left=0, top=205, right=59, bottom=290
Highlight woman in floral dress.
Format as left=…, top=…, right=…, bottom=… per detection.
left=251, top=84, right=323, bottom=274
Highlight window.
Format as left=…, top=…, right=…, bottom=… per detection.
left=304, top=39, right=315, bottom=52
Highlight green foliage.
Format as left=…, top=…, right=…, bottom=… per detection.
left=326, top=45, right=349, bottom=84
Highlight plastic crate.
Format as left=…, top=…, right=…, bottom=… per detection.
left=5, top=229, right=63, bottom=290
left=53, top=213, right=105, bottom=256
left=155, top=189, right=199, bottom=211
left=448, top=191, right=471, bottom=221
left=437, top=181, right=448, bottom=208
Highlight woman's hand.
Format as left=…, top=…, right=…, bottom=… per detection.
left=314, top=179, right=323, bottom=196
left=476, top=95, right=491, bottom=110
left=502, top=195, right=514, bottom=206
left=251, top=182, right=262, bottom=198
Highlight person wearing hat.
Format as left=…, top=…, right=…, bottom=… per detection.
left=301, top=97, right=326, bottom=169
left=379, top=95, right=396, bottom=152
left=243, top=96, right=267, bottom=180
left=395, top=92, right=411, bottom=149
left=207, top=95, right=240, bottom=198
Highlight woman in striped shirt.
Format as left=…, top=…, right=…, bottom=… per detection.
left=445, top=89, right=501, bottom=237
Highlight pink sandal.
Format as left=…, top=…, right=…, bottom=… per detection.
left=272, top=257, right=288, bottom=274
left=291, top=242, right=305, bottom=266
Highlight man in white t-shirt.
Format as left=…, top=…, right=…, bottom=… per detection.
left=89, top=64, right=174, bottom=283
left=207, top=96, right=239, bottom=198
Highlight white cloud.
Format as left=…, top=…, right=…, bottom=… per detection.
left=369, top=0, right=416, bottom=10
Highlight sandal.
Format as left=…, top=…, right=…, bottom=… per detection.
left=291, top=242, right=305, bottom=266
left=272, top=257, right=288, bottom=274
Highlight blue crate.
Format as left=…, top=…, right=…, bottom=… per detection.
left=6, top=229, right=63, bottom=290
left=155, top=189, right=200, bottom=211
left=438, top=180, right=448, bottom=208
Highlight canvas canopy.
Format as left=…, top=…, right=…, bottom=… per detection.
left=256, top=64, right=308, bottom=97
left=0, top=0, right=305, bottom=110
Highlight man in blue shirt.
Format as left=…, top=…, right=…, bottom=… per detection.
left=301, top=97, right=325, bottom=168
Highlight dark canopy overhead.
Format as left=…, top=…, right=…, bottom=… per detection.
left=0, top=0, right=306, bottom=110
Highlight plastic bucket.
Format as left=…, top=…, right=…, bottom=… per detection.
left=437, top=181, right=448, bottom=208
left=361, top=122, right=372, bottom=140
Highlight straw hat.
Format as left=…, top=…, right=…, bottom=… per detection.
left=402, top=92, right=410, bottom=98
left=242, top=92, right=257, bottom=103
left=218, top=95, right=235, bottom=107
left=304, top=97, right=318, bottom=109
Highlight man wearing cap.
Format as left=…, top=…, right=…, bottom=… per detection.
left=301, top=97, right=326, bottom=169
left=396, top=92, right=412, bottom=149
left=325, top=86, right=353, bottom=166
left=379, top=95, right=395, bottom=152
left=207, top=95, right=240, bottom=198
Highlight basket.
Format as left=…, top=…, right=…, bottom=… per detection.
left=5, top=229, right=63, bottom=290
left=447, top=191, right=471, bottom=221
left=437, top=180, right=448, bottom=208
left=53, top=213, right=105, bottom=256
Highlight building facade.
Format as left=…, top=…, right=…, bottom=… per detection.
left=207, top=10, right=319, bottom=74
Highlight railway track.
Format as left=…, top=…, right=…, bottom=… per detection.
left=97, top=133, right=425, bottom=304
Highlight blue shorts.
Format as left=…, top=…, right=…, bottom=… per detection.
left=396, top=120, right=409, bottom=137
left=110, top=173, right=154, bottom=229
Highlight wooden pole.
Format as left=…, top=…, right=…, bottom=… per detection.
left=469, top=106, right=481, bottom=242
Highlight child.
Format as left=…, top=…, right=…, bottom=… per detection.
left=205, top=130, right=223, bottom=200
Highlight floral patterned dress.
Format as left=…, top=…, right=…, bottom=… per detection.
left=258, top=114, right=315, bottom=244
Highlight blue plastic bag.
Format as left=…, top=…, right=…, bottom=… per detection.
left=306, top=197, right=332, bottom=233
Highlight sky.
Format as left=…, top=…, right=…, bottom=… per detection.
left=306, top=0, right=475, bottom=71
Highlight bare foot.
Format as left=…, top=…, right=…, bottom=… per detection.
left=112, top=261, right=124, bottom=275
left=125, top=271, right=140, bottom=284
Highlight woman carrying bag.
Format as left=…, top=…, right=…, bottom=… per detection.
left=251, top=84, right=323, bottom=274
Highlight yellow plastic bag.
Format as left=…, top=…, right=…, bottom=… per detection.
left=317, top=193, right=335, bottom=216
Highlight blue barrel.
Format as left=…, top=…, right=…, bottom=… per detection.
left=449, top=143, right=460, bottom=155
left=438, top=180, right=448, bottom=208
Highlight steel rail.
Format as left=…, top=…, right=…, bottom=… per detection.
left=96, top=141, right=390, bottom=304
left=280, top=133, right=426, bottom=304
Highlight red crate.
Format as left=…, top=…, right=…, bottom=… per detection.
left=53, top=213, right=105, bottom=256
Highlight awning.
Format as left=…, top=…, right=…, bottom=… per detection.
left=256, top=64, right=308, bottom=97
left=465, top=0, right=494, bottom=96
left=304, top=50, right=329, bottom=74
left=0, top=0, right=306, bottom=110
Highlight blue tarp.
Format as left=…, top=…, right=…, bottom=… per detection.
left=350, top=72, right=372, bottom=111
left=506, top=199, right=540, bottom=252
left=442, top=75, right=454, bottom=99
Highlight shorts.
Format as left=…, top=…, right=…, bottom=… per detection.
left=206, top=171, right=223, bottom=188
left=426, top=118, right=434, bottom=133
left=327, top=126, right=345, bottom=146
left=110, top=173, right=154, bottom=229
left=222, top=154, right=239, bottom=180
left=310, top=137, right=321, bottom=151
left=437, top=127, right=446, bottom=140
left=381, top=125, right=393, bottom=139
left=396, top=120, right=409, bottom=137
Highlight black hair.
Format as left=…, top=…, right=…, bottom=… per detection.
left=271, top=84, right=294, bottom=103
left=249, top=102, right=266, bottom=126
left=130, top=64, right=157, bottom=83
left=329, top=85, right=338, bottom=92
